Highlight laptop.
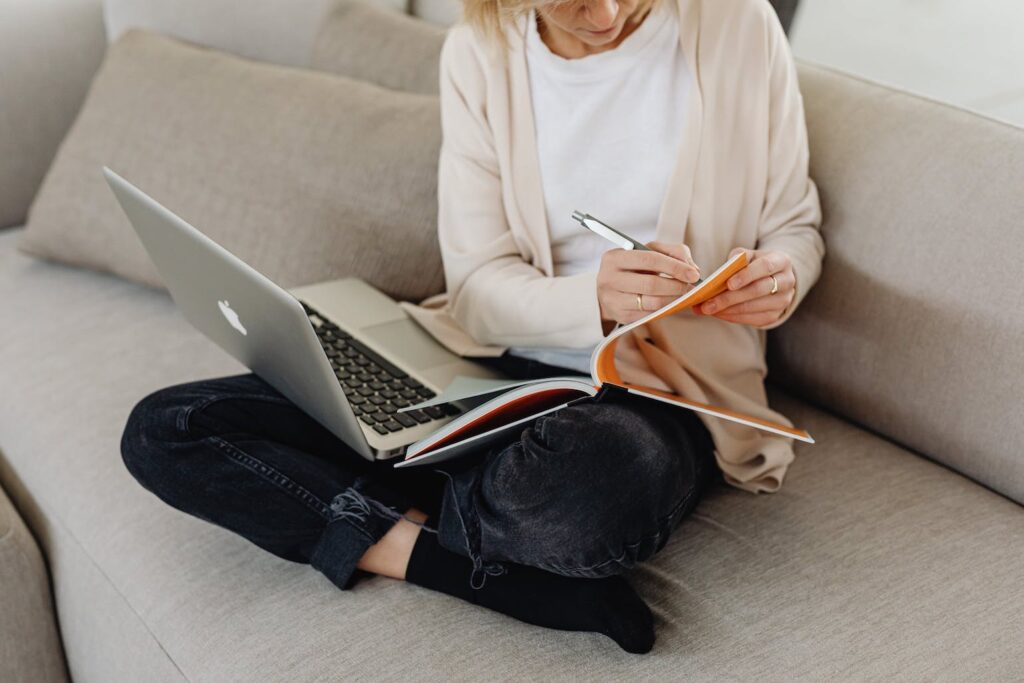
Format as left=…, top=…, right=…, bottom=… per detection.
left=103, top=168, right=506, bottom=461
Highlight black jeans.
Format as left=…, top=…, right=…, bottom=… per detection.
left=121, top=354, right=720, bottom=589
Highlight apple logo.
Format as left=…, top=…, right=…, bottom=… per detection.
left=218, top=300, right=247, bottom=336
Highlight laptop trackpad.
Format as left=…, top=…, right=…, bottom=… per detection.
left=359, top=318, right=457, bottom=371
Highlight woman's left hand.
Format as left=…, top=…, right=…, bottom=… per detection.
left=697, top=248, right=796, bottom=327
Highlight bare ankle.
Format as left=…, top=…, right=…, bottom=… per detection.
left=356, top=508, right=427, bottom=580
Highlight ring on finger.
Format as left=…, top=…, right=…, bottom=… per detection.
left=769, top=275, right=779, bottom=295
left=636, top=293, right=645, bottom=311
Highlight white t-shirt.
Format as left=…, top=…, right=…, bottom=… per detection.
left=509, top=1, right=691, bottom=373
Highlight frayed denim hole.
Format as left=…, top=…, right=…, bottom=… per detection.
left=329, top=486, right=404, bottom=528
left=339, top=475, right=439, bottom=533
left=470, top=556, right=506, bottom=590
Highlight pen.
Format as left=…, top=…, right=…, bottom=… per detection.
left=572, top=210, right=651, bottom=251
left=571, top=210, right=703, bottom=284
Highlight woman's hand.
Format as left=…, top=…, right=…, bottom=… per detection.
left=698, top=248, right=796, bottom=327
left=597, top=242, right=702, bottom=327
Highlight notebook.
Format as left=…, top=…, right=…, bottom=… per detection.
left=395, top=252, right=812, bottom=468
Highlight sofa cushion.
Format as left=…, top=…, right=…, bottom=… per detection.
left=771, top=64, right=1024, bottom=505
left=0, top=480, right=67, bottom=683
left=2, top=231, right=1022, bottom=679
left=312, top=0, right=447, bottom=94
left=20, top=30, right=445, bottom=304
left=103, top=0, right=402, bottom=68
left=0, top=0, right=106, bottom=230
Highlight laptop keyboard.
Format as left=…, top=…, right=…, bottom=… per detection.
left=301, top=302, right=459, bottom=436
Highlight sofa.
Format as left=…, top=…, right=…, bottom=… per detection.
left=1, top=1, right=1022, bottom=681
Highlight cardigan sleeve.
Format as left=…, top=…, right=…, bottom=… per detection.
left=435, top=30, right=607, bottom=349
left=754, top=13, right=825, bottom=330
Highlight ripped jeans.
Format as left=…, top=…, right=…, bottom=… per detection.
left=120, top=354, right=720, bottom=589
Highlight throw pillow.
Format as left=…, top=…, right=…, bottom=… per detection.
left=20, top=30, right=445, bottom=303
left=102, top=0, right=404, bottom=67
left=312, top=0, right=447, bottom=94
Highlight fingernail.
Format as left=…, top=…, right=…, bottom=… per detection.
left=688, top=269, right=700, bottom=283
left=703, top=302, right=716, bottom=314
left=728, top=277, right=740, bottom=290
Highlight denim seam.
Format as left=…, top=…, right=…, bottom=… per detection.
left=174, top=386, right=388, bottom=552
left=435, top=469, right=476, bottom=558
left=207, top=436, right=332, bottom=520
left=183, top=396, right=388, bottom=543
left=336, top=517, right=375, bottom=545
left=542, top=482, right=701, bottom=575
left=434, top=468, right=506, bottom=587
left=178, top=391, right=331, bottom=519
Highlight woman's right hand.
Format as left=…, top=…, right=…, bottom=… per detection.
left=596, top=242, right=702, bottom=328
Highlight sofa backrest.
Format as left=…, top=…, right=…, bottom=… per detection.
left=0, top=0, right=419, bottom=232
left=771, top=64, right=1024, bottom=505
left=0, top=0, right=106, bottom=230
left=409, top=0, right=461, bottom=26
left=102, top=0, right=398, bottom=68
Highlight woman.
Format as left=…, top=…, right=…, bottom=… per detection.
left=121, top=0, right=823, bottom=655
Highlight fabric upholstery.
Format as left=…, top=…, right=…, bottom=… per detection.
left=102, top=0, right=402, bottom=68
left=770, top=64, right=1024, bottom=505
left=20, top=31, right=446, bottom=304
left=0, top=474, right=187, bottom=683
left=0, top=480, right=67, bottom=683
left=1, top=231, right=1022, bottom=680
left=0, top=0, right=106, bottom=229
left=312, top=0, right=447, bottom=94
left=409, top=0, right=461, bottom=26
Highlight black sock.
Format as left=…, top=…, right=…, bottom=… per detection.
left=405, top=528, right=654, bottom=654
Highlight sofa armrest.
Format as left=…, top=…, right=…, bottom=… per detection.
left=0, top=482, right=67, bottom=682
left=0, top=0, right=106, bottom=230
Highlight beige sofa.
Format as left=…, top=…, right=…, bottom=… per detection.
left=0, top=485, right=66, bottom=683
left=1, top=1, right=1022, bottom=680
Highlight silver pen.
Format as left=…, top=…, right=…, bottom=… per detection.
left=572, top=210, right=651, bottom=251
left=571, top=210, right=702, bottom=284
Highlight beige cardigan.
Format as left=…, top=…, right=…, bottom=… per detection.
left=402, top=0, right=825, bottom=493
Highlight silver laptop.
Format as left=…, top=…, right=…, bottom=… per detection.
left=103, top=168, right=505, bottom=461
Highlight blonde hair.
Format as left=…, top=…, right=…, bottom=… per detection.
left=462, top=0, right=663, bottom=50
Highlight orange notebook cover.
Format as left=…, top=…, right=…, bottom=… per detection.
left=590, top=252, right=813, bottom=444
left=398, top=252, right=812, bottom=467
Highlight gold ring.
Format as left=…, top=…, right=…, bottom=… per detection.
left=636, top=293, right=645, bottom=311
left=769, top=275, right=779, bottom=295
